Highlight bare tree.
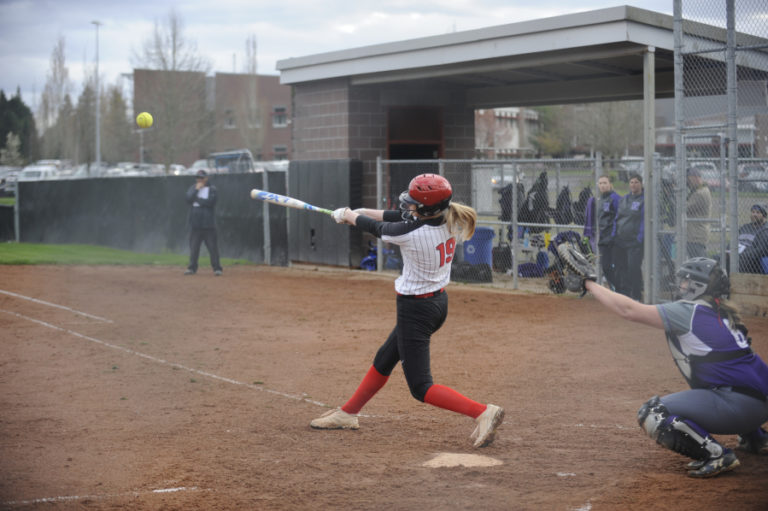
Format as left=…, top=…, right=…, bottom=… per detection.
left=244, top=34, right=258, bottom=75
left=0, top=132, right=24, bottom=166
left=132, top=8, right=212, bottom=170
left=531, top=101, right=643, bottom=158
left=234, top=35, right=265, bottom=160
left=101, top=86, right=136, bottom=163
left=574, top=101, right=643, bottom=158
left=75, top=80, right=97, bottom=169
left=474, top=109, right=496, bottom=158
left=38, top=37, right=71, bottom=155
left=531, top=105, right=574, bottom=158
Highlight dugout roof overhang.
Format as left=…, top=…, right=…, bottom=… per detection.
left=277, top=5, right=678, bottom=108
left=276, top=5, right=768, bottom=108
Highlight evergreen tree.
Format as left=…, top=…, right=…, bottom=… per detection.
left=0, top=88, right=39, bottom=164
left=75, top=82, right=96, bottom=172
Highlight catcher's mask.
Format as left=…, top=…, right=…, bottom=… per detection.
left=675, top=257, right=729, bottom=301
left=399, top=174, right=452, bottom=219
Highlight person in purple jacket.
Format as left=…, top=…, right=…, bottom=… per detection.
left=583, top=175, right=621, bottom=288
left=583, top=256, right=768, bottom=477
left=612, top=173, right=645, bottom=300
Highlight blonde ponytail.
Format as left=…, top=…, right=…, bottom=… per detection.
left=443, top=202, right=477, bottom=242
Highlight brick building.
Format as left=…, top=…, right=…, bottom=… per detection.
left=133, top=69, right=291, bottom=168
left=212, top=73, right=291, bottom=162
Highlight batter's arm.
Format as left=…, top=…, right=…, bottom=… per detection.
left=352, top=208, right=385, bottom=220
left=584, top=280, right=664, bottom=330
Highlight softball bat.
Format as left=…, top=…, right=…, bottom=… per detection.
left=249, top=189, right=333, bottom=215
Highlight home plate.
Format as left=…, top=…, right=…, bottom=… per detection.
left=423, top=453, right=503, bottom=468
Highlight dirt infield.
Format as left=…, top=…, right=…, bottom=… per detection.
left=1, top=264, right=767, bottom=510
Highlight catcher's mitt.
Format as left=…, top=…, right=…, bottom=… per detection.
left=556, top=244, right=598, bottom=295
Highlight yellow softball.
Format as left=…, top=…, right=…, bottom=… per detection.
left=136, top=112, right=153, bottom=129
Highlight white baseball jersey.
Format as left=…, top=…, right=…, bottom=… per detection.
left=357, top=211, right=456, bottom=296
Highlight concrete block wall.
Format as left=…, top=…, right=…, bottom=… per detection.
left=291, top=79, right=475, bottom=207
left=292, top=78, right=352, bottom=160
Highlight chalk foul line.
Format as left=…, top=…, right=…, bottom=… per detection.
left=0, top=309, right=329, bottom=408
left=3, top=486, right=202, bottom=506
left=0, top=289, right=113, bottom=323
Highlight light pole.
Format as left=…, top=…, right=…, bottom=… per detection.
left=92, top=20, right=102, bottom=175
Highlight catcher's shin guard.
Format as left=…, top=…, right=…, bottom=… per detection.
left=637, top=396, right=723, bottom=460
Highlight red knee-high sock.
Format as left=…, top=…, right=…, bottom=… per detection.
left=341, top=365, right=389, bottom=414
left=423, top=384, right=487, bottom=418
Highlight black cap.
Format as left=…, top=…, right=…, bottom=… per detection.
left=752, top=204, right=767, bottom=216
left=196, top=169, right=208, bottom=177
left=687, top=168, right=701, bottom=177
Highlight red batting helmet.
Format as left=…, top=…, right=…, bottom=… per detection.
left=399, top=173, right=452, bottom=217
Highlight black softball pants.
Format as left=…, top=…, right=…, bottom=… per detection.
left=188, top=228, right=222, bottom=272
left=614, top=244, right=644, bottom=301
left=372, top=291, right=448, bottom=402
left=598, top=243, right=615, bottom=287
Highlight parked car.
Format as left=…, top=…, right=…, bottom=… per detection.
left=738, top=163, right=768, bottom=192
left=208, top=149, right=256, bottom=173
left=747, top=167, right=768, bottom=193
left=17, top=164, right=59, bottom=182
left=65, top=163, right=110, bottom=179
left=618, top=156, right=644, bottom=182
left=188, top=159, right=213, bottom=175
left=34, top=159, right=70, bottom=171
left=691, top=162, right=729, bottom=191
left=0, top=166, right=20, bottom=196
left=168, top=164, right=187, bottom=176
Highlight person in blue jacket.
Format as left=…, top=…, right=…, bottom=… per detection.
left=583, top=175, right=621, bottom=288
left=612, top=173, right=644, bottom=300
left=583, top=257, right=768, bottom=477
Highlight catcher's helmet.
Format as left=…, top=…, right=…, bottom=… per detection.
left=675, top=257, right=729, bottom=301
left=399, top=174, right=452, bottom=218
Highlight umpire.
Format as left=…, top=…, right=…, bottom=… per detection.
left=184, top=169, right=223, bottom=276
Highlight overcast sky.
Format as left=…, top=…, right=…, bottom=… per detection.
left=1, top=0, right=676, bottom=110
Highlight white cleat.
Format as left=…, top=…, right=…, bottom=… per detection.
left=472, top=404, right=504, bottom=448
left=310, top=408, right=360, bottom=430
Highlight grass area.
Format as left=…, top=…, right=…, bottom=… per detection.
left=0, top=197, right=15, bottom=206
left=0, top=242, right=255, bottom=267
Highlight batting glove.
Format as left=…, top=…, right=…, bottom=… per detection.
left=332, top=207, right=349, bottom=224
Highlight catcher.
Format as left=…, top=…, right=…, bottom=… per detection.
left=558, top=245, right=768, bottom=478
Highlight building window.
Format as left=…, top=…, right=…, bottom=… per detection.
left=273, top=145, right=288, bottom=160
left=272, top=106, right=287, bottom=128
left=224, top=109, right=236, bottom=129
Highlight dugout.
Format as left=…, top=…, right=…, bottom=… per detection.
left=277, top=5, right=684, bottom=208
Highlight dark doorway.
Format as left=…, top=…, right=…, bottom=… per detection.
left=387, top=107, right=443, bottom=207
left=389, top=143, right=440, bottom=159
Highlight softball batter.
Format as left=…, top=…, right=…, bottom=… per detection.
left=580, top=257, right=768, bottom=477
left=310, top=173, right=504, bottom=448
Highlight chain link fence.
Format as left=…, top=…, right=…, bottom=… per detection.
left=670, top=0, right=768, bottom=300
left=376, top=157, right=623, bottom=293
left=367, top=3, right=768, bottom=301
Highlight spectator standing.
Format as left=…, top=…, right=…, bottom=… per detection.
left=185, top=170, right=223, bottom=276
left=686, top=168, right=712, bottom=258
left=583, top=175, right=621, bottom=287
left=613, top=173, right=645, bottom=301
left=739, top=204, right=768, bottom=274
